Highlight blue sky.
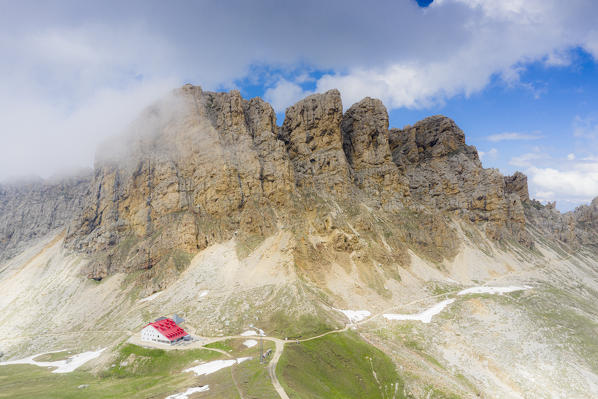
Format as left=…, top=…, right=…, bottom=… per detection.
left=1, top=0, right=597, bottom=211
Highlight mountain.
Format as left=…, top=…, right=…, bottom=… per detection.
left=0, top=173, right=90, bottom=263
left=1, top=86, right=597, bottom=398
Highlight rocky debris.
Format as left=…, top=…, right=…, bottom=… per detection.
left=0, top=173, right=91, bottom=262
left=389, top=116, right=531, bottom=245
left=340, top=97, right=409, bottom=209
left=279, top=89, right=350, bottom=195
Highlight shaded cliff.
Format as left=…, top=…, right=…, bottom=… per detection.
left=0, top=173, right=91, bottom=262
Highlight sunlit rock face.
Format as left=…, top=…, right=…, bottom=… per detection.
left=389, top=115, right=531, bottom=245
left=65, top=86, right=291, bottom=280
left=0, top=84, right=589, bottom=281
left=341, top=97, right=410, bottom=210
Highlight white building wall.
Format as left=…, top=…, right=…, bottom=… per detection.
left=141, top=325, right=170, bottom=343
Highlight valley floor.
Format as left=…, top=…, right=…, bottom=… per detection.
left=1, top=229, right=598, bottom=398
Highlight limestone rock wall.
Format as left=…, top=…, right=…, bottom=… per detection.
left=65, top=86, right=290, bottom=280
left=525, top=197, right=598, bottom=249
left=279, top=89, right=350, bottom=195
left=0, top=174, right=91, bottom=262
left=340, top=97, right=410, bottom=209
left=388, top=116, right=530, bottom=245
left=3, top=85, right=595, bottom=282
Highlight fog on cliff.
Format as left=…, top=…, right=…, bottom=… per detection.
left=1, top=0, right=598, bottom=210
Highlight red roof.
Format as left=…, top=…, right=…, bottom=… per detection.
left=146, top=318, right=188, bottom=341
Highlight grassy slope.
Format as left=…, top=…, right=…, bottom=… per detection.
left=0, top=344, right=220, bottom=399
left=277, top=331, right=405, bottom=399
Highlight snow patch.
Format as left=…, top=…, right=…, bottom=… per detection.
left=458, top=285, right=532, bottom=296
left=242, top=327, right=265, bottom=336
left=335, top=309, right=371, bottom=323
left=139, top=291, right=162, bottom=303
left=0, top=348, right=106, bottom=373
left=184, top=357, right=251, bottom=376
left=243, top=339, right=258, bottom=348
left=199, top=290, right=208, bottom=298
left=383, top=299, right=455, bottom=323
left=165, top=386, right=209, bottom=399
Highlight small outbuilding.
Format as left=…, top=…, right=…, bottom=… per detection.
left=141, top=318, right=188, bottom=344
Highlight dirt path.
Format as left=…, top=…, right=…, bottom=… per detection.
left=202, top=346, right=232, bottom=358
left=230, top=363, right=245, bottom=399
left=268, top=339, right=290, bottom=399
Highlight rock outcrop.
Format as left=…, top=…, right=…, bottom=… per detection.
left=525, top=197, right=598, bottom=249
left=389, top=116, right=530, bottom=245
left=340, top=97, right=410, bottom=209
left=504, top=171, right=530, bottom=203
left=279, top=89, right=350, bottom=195
left=0, top=173, right=91, bottom=262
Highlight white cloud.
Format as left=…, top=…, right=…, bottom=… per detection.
left=0, top=78, right=176, bottom=180
left=567, top=153, right=576, bottom=160
left=479, top=148, right=498, bottom=161
left=535, top=191, right=555, bottom=201
left=264, top=79, right=312, bottom=113
left=509, top=152, right=547, bottom=168
left=1, top=1, right=598, bottom=179
left=316, top=0, right=598, bottom=109
left=487, top=132, right=542, bottom=142
left=0, top=24, right=179, bottom=180
left=527, top=161, right=598, bottom=202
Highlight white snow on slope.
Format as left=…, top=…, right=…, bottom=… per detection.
left=184, top=357, right=251, bottom=376
left=335, top=309, right=371, bottom=323
left=165, top=386, right=209, bottom=399
left=384, top=299, right=455, bottom=323
left=0, top=348, right=106, bottom=373
left=458, top=285, right=532, bottom=296
left=199, top=290, right=208, bottom=298
left=243, top=339, right=258, bottom=348
left=139, top=291, right=162, bottom=303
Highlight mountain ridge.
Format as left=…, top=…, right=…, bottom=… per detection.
left=2, top=85, right=598, bottom=398
left=1, top=85, right=596, bottom=281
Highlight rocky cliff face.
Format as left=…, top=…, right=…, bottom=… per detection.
left=279, top=89, right=350, bottom=195
left=341, top=97, right=410, bottom=210
left=0, top=174, right=91, bottom=262
left=389, top=116, right=530, bottom=245
left=64, top=86, right=292, bottom=281
left=525, top=197, right=598, bottom=249
left=2, top=85, right=596, bottom=282
left=63, top=87, right=529, bottom=282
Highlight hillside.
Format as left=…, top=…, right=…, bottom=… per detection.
left=1, top=86, right=597, bottom=398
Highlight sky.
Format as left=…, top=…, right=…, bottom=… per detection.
left=1, top=0, right=597, bottom=211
